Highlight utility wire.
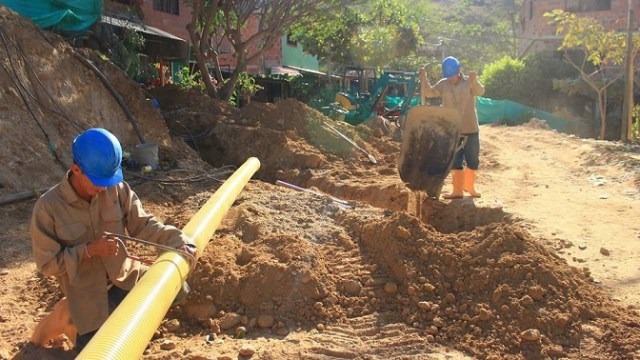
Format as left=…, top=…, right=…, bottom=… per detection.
left=0, top=24, right=67, bottom=171
left=13, top=27, right=84, bottom=132
left=124, top=165, right=237, bottom=185
left=73, top=52, right=147, bottom=144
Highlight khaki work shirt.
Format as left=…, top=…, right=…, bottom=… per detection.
left=30, top=173, right=190, bottom=335
left=422, top=74, right=485, bottom=134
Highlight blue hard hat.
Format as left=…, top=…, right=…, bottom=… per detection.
left=442, top=56, right=461, bottom=78
left=72, top=128, right=123, bottom=187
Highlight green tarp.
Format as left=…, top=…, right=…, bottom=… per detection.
left=385, top=96, right=569, bottom=131
left=476, top=96, right=568, bottom=131
left=0, top=0, right=102, bottom=32
left=386, top=96, right=421, bottom=109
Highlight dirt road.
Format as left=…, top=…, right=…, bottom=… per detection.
left=479, top=124, right=640, bottom=306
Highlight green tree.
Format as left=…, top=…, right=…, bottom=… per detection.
left=545, top=9, right=630, bottom=140
left=423, top=0, right=522, bottom=73
left=482, top=52, right=578, bottom=110
left=288, top=6, right=362, bottom=70
left=520, top=51, right=577, bottom=109
left=185, top=0, right=349, bottom=102
left=290, top=0, right=423, bottom=70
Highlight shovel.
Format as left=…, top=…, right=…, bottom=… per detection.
left=276, top=180, right=356, bottom=209
left=323, top=121, right=377, bottom=164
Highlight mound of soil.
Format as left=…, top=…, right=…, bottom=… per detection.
left=1, top=6, right=640, bottom=360
left=0, top=6, right=202, bottom=196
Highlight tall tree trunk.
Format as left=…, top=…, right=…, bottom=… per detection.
left=598, top=89, right=607, bottom=140
left=186, top=23, right=220, bottom=99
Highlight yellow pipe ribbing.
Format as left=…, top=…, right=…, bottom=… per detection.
left=77, top=157, right=261, bottom=360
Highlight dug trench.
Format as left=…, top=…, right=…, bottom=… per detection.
left=144, top=88, right=640, bottom=359
left=5, top=83, right=639, bottom=360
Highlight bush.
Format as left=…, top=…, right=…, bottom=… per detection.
left=521, top=52, right=577, bottom=109
left=481, top=52, right=578, bottom=110
left=480, top=56, right=525, bottom=103
left=175, top=66, right=204, bottom=90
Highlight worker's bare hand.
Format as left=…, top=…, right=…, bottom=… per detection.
left=468, top=71, right=477, bottom=83
left=179, top=243, right=198, bottom=268
left=86, top=233, right=120, bottom=257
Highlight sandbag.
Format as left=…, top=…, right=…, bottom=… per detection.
left=398, top=106, right=462, bottom=198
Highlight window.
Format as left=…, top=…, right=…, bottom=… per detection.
left=153, top=0, right=179, bottom=15
left=566, top=0, right=611, bottom=13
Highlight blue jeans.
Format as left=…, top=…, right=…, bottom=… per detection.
left=452, top=132, right=480, bottom=170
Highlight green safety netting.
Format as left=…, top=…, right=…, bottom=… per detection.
left=0, top=0, right=102, bottom=32
left=385, top=96, right=421, bottom=109
left=476, top=96, right=568, bottom=131
left=385, top=96, right=568, bottom=131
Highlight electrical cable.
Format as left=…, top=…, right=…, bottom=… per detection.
left=168, top=125, right=214, bottom=141
left=0, top=24, right=67, bottom=171
left=123, top=165, right=237, bottom=185
left=73, top=52, right=147, bottom=144
left=110, top=234, right=197, bottom=272
left=165, top=118, right=212, bottom=156
left=13, top=27, right=84, bottom=132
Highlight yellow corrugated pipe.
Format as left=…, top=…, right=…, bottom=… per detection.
left=77, top=157, right=261, bottom=359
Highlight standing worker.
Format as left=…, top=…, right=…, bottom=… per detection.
left=419, top=56, right=485, bottom=199
left=29, top=128, right=197, bottom=351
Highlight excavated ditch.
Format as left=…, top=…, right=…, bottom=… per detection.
left=150, top=93, right=640, bottom=359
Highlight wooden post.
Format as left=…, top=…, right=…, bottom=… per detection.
left=621, top=0, right=634, bottom=142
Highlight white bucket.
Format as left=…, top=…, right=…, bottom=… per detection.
left=131, top=143, right=159, bottom=170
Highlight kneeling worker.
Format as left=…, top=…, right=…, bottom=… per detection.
left=30, top=128, right=196, bottom=351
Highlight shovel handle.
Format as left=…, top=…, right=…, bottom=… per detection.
left=323, top=122, right=377, bottom=164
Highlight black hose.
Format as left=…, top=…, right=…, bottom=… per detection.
left=73, top=52, right=146, bottom=144
left=124, top=166, right=236, bottom=185
left=0, top=24, right=67, bottom=171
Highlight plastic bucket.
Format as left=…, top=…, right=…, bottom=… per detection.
left=131, top=143, right=159, bottom=170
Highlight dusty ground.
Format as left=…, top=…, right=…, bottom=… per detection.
left=1, top=6, right=640, bottom=360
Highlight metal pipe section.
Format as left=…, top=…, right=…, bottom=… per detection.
left=77, top=157, right=261, bottom=359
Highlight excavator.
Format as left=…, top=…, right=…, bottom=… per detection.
left=326, top=66, right=421, bottom=126
left=324, top=65, right=463, bottom=199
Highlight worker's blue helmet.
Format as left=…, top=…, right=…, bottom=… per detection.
left=72, top=128, right=123, bottom=187
left=442, top=56, right=461, bottom=78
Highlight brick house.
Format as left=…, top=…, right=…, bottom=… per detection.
left=519, top=0, right=640, bottom=57
left=109, top=0, right=318, bottom=79
left=138, top=0, right=191, bottom=42
left=213, top=14, right=319, bottom=75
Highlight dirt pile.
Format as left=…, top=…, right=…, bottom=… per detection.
left=183, top=186, right=637, bottom=359
left=147, top=90, right=640, bottom=359
left=2, top=6, right=640, bottom=360
left=0, top=6, right=202, bottom=196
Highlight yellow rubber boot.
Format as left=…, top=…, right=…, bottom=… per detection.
left=463, top=168, right=481, bottom=198
left=443, top=170, right=464, bottom=199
